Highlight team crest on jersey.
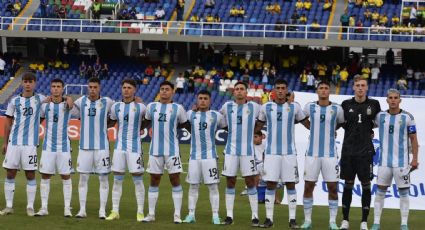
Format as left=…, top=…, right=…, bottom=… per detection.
left=246, top=110, right=251, bottom=114
left=133, top=108, right=137, bottom=112
left=367, top=106, right=372, bottom=115
left=330, top=110, right=334, bottom=114
left=349, top=108, right=354, bottom=112
left=287, top=108, right=291, bottom=112
left=98, top=103, right=104, bottom=108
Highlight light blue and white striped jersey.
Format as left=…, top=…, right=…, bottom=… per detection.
left=145, top=102, right=187, bottom=157
left=6, top=94, right=46, bottom=146
left=220, top=101, right=260, bottom=156
left=187, top=110, right=223, bottom=160
left=74, top=96, right=114, bottom=150
left=110, top=101, right=146, bottom=153
left=303, top=102, right=344, bottom=158
left=258, top=102, right=306, bottom=155
left=40, top=101, right=75, bottom=152
left=375, top=110, right=416, bottom=168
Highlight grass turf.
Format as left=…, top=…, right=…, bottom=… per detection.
left=0, top=140, right=423, bottom=230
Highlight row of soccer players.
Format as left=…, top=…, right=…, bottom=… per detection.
left=1, top=73, right=418, bottom=230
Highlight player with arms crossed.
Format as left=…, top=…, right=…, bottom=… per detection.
left=1, top=72, right=46, bottom=216
left=182, top=90, right=223, bottom=225
left=106, top=79, right=146, bottom=221
left=371, top=89, right=419, bottom=230
left=36, top=78, right=74, bottom=217
left=220, top=82, right=260, bottom=227
left=73, top=77, right=114, bottom=219
left=340, top=76, right=381, bottom=230
left=142, top=81, right=188, bottom=223
left=300, top=81, right=344, bottom=230
left=255, top=79, right=309, bottom=228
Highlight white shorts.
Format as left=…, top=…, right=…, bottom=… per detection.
left=146, top=155, right=183, bottom=174
left=304, top=156, right=339, bottom=182
left=186, top=159, right=220, bottom=185
left=77, top=149, right=111, bottom=174
left=3, top=144, right=38, bottom=171
left=39, top=151, right=72, bottom=175
left=262, top=154, right=299, bottom=183
left=377, top=166, right=411, bottom=188
left=222, top=154, right=258, bottom=177
left=111, top=150, right=144, bottom=174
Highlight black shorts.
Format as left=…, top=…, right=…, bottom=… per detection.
left=340, top=152, right=373, bottom=182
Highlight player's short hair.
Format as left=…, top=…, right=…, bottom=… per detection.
left=234, top=81, right=248, bottom=89
left=274, top=79, right=288, bottom=87
left=51, top=78, right=64, bottom=87
left=353, top=74, right=368, bottom=84
left=197, top=89, right=211, bottom=98
left=160, top=80, right=174, bottom=89
left=121, top=78, right=137, bottom=88
left=88, top=77, right=101, bottom=85
left=386, top=88, right=400, bottom=97
left=254, top=130, right=263, bottom=136
left=22, top=72, right=36, bottom=82
left=317, top=81, right=330, bottom=88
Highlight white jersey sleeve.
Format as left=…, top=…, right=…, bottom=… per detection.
left=294, top=102, right=306, bottom=122
left=407, top=112, right=416, bottom=134
left=258, top=104, right=267, bottom=123
left=40, top=103, right=47, bottom=118
left=219, top=102, right=228, bottom=127
left=5, top=97, right=16, bottom=117
left=336, top=105, right=345, bottom=124
left=177, top=105, right=187, bottom=124
left=145, top=102, right=153, bottom=120
left=110, top=102, right=118, bottom=120
left=303, top=102, right=313, bottom=117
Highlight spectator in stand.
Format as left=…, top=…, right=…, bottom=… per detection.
left=349, top=14, right=356, bottom=27
left=187, top=76, right=195, bottom=93
left=154, top=66, right=161, bottom=78
left=175, top=73, right=185, bottom=94
left=57, top=6, right=66, bottom=19
left=40, top=0, right=47, bottom=17
left=406, top=66, right=414, bottom=82
left=237, top=6, right=245, bottom=17
left=355, top=0, right=363, bottom=8
left=364, top=9, right=372, bottom=22
left=213, top=72, right=221, bottom=90
left=323, top=0, right=332, bottom=11
left=379, top=13, right=388, bottom=26
left=205, top=13, right=214, bottom=23
left=371, top=64, right=380, bottom=84
left=331, top=64, right=340, bottom=85
left=392, top=15, right=400, bottom=26
left=6, top=1, right=14, bottom=14
left=12, top=0, right=21, bottom=16
left=100, top=64, right=109, bottom=79
left=355, top=19, right=364, bottom=33
left=304, top=0, right=312, bottom=11
left=271, top=2, right=281, bottom=15
left=410, top=5, right=417, bottom=26
left=93, top=59, right=101, bottom=78
left=386, top=48, right=394, bottom=65
left=306, top=71, right=315, bottom=90
left=79, top=61, right=87, bottom=78
left=190, top=13, right=200, bottom=22
left=86, top=65, right=94, bottom=79
left=275, top=20, right=285, bottom=31
left=300, top=69, right=308, bottom=90
left=9, top=58, right=20, bottom=79
left=269, top=65, right=277, bottom=84
left=375, top=0, right=383, bottom=7
left=205, top=0, right=215, bottom=9
left=299, top=14, right=307, bottom=24
left=144, top=65, right=154, bottom=77
left=0, top=54, right=5, bottom=77
left=361, top=64, right=371, bottom=81
left=118, top=6, right=130, bottom=20
left=225, top=68, right=234, bottom=79
left=295, top=0, right=303, bottom=12
left=414, top=69, right=422, bottom=82
left=242, top=69, right=250, bottom=84
left=291, top=11, right=300, bottom=24
left=317, top=62, right=327, bottom=82
left=155, top=6, right=165, bottom=20
left=372, top=10, right=379, bottom=21
left=340, top=9, right=350, bottom=33
left=311, top=19, right=320, bottom=31
left=230, top=6, right=238, bottom=17
left=129, top=6, right=137, bottom=19
left=176, top=0, right=184, bottom=21
left=339, top=67, right=349, bottom=87
left=91, top=0, right=101, bottom=20
left=262, top=68, right=269, bottom=86
left=397, top=77, right=408, bottom=90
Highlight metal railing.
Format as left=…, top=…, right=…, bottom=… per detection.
left=65, top=84, right=87, bottom=95
left=1, top=16, right=425, bottom=42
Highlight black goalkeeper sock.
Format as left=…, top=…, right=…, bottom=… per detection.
left=342, top=184, right=353, bottom=221
left=361, top=185, right=371, bottom=222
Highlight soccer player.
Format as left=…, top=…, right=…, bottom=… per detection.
left=371, top=89, right=418, bottom=230
left=300, top=81, right=344, bottom=230
left=182, top=90, right=222, bottom=225
left=255, top=79, right=308, bottom=228
left=105, top=79, right=146, bottom=221
left=73, top=77, right=114, bottom=219
left=36, top=78, right=74, bottom=217
left=220, top=81, right=260, bottom=226
left=340, top=75, right=381, bottom=230
left=141, top=81, right=188, bottom=223
left=1, top=72, right=46, bottom=216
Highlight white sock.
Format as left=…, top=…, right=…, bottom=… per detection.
left=40, top=179, right=50, bottom=210
left=373, top=188, right=386, bottom=225
left=225, top=187, right=235, bottom=218
left=4, top=178, right=15, bottom=208
left=329, top=199, right=338, bottom=223
left=78, top=174, right=90, bottom=212
left=112, top=175, right=124, bottom=212
left=188, top=184, right=199, bottom=216
left=62, top=179, right=72, bottom=209
left=148, top=186, right=159, bottom=216
left=26, top=179, right=37, bottom=209
left=399, top=188, right=409, bottom=225
left=247, top=187, right=258, bottom=219
left=133, top=175, right=145, bottom=214
left=265, top=188, right=276, bottom=221
left=287, top=189, right=297, bottom=220
left=208, top=183, right=219, bottom=218
left=303, top=198, right=313, bottom=223
left=99, top=175, right=109, bottom=213
left=172, top=185, right=183, bottom=216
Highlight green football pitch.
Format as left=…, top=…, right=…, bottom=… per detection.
left=0, top=140, right=423, bottom=230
